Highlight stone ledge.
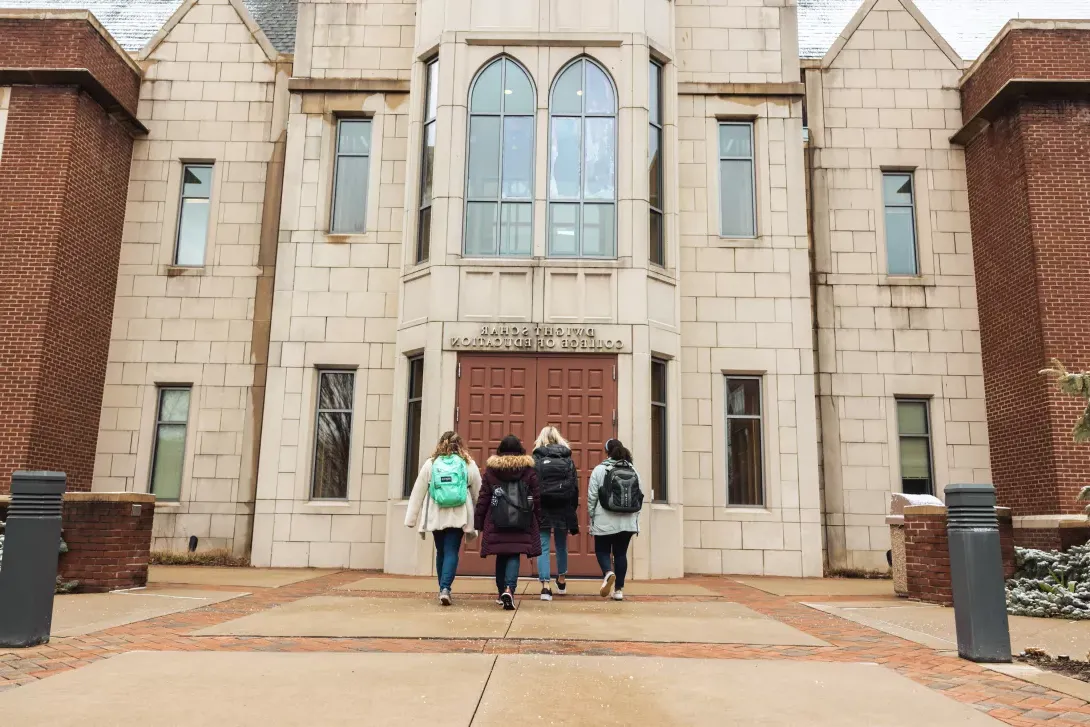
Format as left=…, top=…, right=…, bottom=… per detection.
left=903, top=505, right=947, bottom=516
left=0, top=492, right=155, bottom=505
left=678, top=81, right=805, bottom=97
left=287, top=77, right=410, bottom=93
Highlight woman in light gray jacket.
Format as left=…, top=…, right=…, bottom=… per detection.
left=587, top=438, right=640, bottom=601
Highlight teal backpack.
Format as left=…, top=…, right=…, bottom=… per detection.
left=429, top=455, right=468, bottom=507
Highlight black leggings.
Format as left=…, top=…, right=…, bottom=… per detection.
left=594, top=532, right=634, bottom=589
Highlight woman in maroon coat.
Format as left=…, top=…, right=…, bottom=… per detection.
left=474, top=434, right=541, bottom=610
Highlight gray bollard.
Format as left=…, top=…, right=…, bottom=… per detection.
left=946, top=483, right=1012, bottom=663
left=0, top=471, right=67, bottom=648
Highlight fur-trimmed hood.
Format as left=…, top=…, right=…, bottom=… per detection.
left=485, top=454, right=535, bottom=471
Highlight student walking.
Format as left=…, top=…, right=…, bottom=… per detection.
left=532, top=426, right=580, bottom=601
left=588, top=438, right=645, bottom=601
left=404, top=431, right=482, bottom=606
left=474, top=434, right=541, bottom=610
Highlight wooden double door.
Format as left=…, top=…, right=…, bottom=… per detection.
left=456, top=353, right=617, bottom=577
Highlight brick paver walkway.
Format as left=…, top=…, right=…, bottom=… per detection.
left=2, top=573, right=1088, bottom=726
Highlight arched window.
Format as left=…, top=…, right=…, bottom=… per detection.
left=464, top=57, right=535, bottom=257
left=548, top=57, right=617, bottom=258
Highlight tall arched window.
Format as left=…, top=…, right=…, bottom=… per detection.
left=548, top=57, right=617, bottom=258
left=464, top=57, right=535, bottom=256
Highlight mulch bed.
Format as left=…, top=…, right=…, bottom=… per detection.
left=1019, top=649, right=1090, bottom=682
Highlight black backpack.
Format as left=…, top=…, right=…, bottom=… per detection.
left=537, top=456, right=576, bottom=505
left=598, top=461, right=644, bottom=514
left=490, top=479, right=533, bottom=530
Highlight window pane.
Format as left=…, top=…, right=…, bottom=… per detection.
left=471, top=59, right=502, bottom=113
left=332, top=155, right=368, bottom=233
left=409, top=357, right=424, bottom=399
left=420, top=123, right=436, bottom=204
left=503, top=60, right=534, bottom=115
left=650, top=210, right=664, bottom=266
left=651, top=361, right=666, bottom=403
left=404, top=401, right=422, bottom=497
left=720, top=158, right=755, bottom=237
left=313, top=412, right=351, bottom=499
left=727, top=419, right=763, bottom=506
left=159, top=389, right=191, bottom=423
left=319, top=371, right=354, bottom=410
left=175, top=198, right=210, bottom=265
left=652, top=405, right=666, bottom=501
left=151, top=423, right=186, bottom=500
left=902, top=476, right=931, bottom=496
left=897, top=400, right=928, bottom=435
left=182, top=165, right=212, bottom=197
left=582, top=203, right=614, bottom=256
left=648, top=62, right=661, bottom=126
left=584, top=61, right=615, bottom=114
left=883, top=173, right=913, bottom=206
left=719, top=123, right=752, bottom=158
left=500, top=202, right=532, bottom=256
left=584, top=117, right=616, bottom=200
left=900, top=438, right=931, bottom=480
left=465, top=202, right=499, bottom=255
left=337, top=120, right=371, bottom=155
left=467, top=115, right=501, bottom=198
left=649, top=127, right=662, bottom=210
left=549, top=117, right=581, bottom=199
left=426, top=61, right=439, bottom=120
left=885, top=206, right=918, bottom=275
left=549, top=203, right=579, bottom=255
left=551, top=61, right=583, bottom=115
left=417, top=207, right=431, bottom=263
left=727, top=378, right=760, bottom=416
left=502, top=116, right=534, bottom=199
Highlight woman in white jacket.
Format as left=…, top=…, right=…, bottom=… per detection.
left=404, top=431, right=482, bottom=605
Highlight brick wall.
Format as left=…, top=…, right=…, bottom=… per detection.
left=1012, top=526, right=1090, bottom=552
left=0, top=17, right=140, bottom=494
left=961, top=28, right=1090, bottom=518
left=57, top=493, right=155, bottom=592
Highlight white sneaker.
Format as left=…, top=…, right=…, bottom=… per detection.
left=611, top=590, right=624, bottom=601
left=599, top=571, right=616, bottom=597
left=555, top=577, right=567, bottom=596
left=540, top=585, right=553, bottom=601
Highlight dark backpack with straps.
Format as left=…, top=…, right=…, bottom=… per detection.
left=599, top=461, right=644, bottom=514
left=537, top=456, right=576, bottom=505
left=490, top=478, right=533, bottom=530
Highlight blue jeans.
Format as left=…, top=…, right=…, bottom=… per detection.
left=433, top=528, right=463, bottom=591
left=495, top=553, right=520, bottom=594
left=537, top=527, right=569, bottom=582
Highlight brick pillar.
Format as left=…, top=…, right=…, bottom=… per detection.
left=58, top=493, right=155, bottom=592
left=904, top=505, right=953, bottom=606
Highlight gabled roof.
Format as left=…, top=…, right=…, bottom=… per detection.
left=0, top=0, right=296, bottom=53
left=799, top=0, right=1090, bottom=60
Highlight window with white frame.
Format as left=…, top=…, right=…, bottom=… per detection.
left=464, top=57, right=535, bottom=257
left=416, top=58, right=438, bottom=262
left=330, top=119, right=372, bottom=234
left=725, top=376, right=763, bottom=506
left=718, top=122, right=756, bottom=238
left=174, top=164, right=212, bottom=266
left=896, top=399, right=934, bottom=495
left=312, top=370, right=355, bottom=499
left=150, top=386, right=191, bottom=500
left=548, top=57, right=617, bottom=258
left=649, top=60, right=665, bottom=266
left=883, top=171, right=919, bottom=275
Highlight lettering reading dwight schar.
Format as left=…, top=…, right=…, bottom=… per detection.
left=450, top=325, right=624, bottom=351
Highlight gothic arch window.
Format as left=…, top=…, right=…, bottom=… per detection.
left=464, top=57, right=535, bottom=256
left=547, top=57, right=617, bottom=258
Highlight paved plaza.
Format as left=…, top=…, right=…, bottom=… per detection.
left=3, top=569, right=1090, bottom=725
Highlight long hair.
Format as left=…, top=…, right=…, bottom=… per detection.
left=431, top=431, right=470, bottom=462
left=606, top=438, right=633, bottom=463
left=496, top=434, right=525, bottom=456
left=533, top=425, right=569, bottom=450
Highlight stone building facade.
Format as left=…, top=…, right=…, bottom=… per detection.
left=1, top=0, right=1089, bottom=575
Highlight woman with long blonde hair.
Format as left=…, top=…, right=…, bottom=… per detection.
left=531, top=425, right=579, bottom=601
left=404, top=431, right=482, bottom=605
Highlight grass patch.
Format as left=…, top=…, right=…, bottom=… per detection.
left=825, top=567, right=891, bottom=580
left=150, top=548, right=249, bottom=567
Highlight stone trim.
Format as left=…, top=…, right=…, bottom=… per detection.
left=460, top=32, right=626, bottom=47
left=0, top=68, right=147, bottom=134
left=287, top=77, right=410, bottom=93
left=677, top=82, right=804, bottom=97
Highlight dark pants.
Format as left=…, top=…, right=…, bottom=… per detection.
left=595, top=532, right=634, bottom=590
left=432, top=528, right=464, bottom=591
left=495, top=553, right=520, bottom=593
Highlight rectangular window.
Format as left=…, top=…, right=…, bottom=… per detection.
left=718, top=122, right=756, bottom=238
left=312, top=370, right=355, bottom=499
left=403, top=356, right=425, bottom=497
left=725, top=376, right=763, bottom=506
left=174, top=164, right=212, bottom=266
left=649, top=61, right=665, bottom=266
left=651, top=358, right=668, bottom=502
left=150, top=386, right=191, bottom=500
left=416, top=59, right=439, bottom=263
left=883, top=171, right=918, bottom=275
left=897, top=399, right=934, bottom=495
left=330, top=119, right=373, bottom=234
